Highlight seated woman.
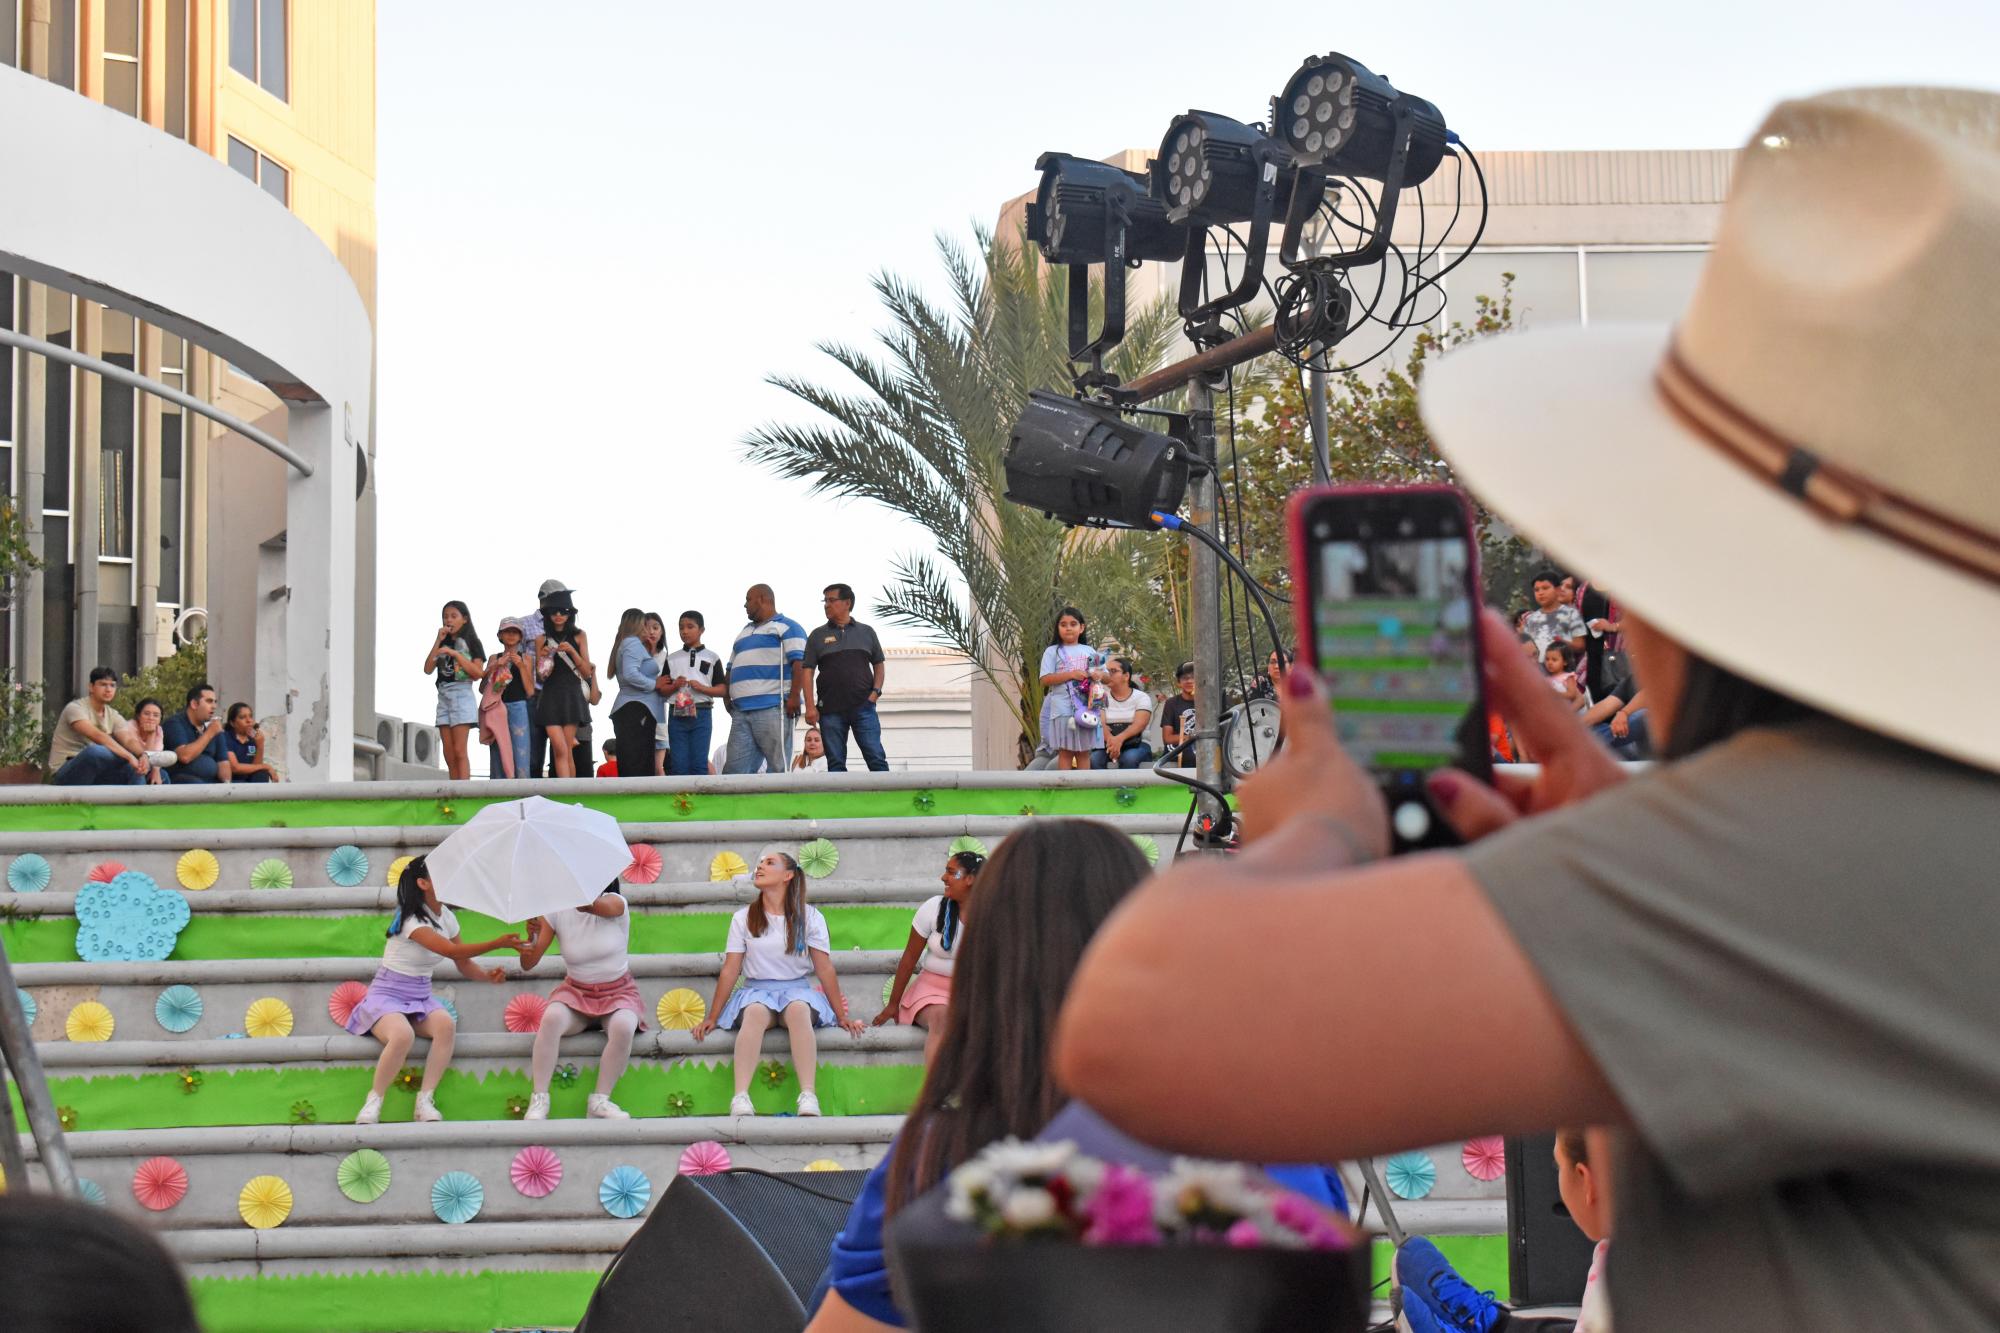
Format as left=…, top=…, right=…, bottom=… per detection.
left=1090, top=656, right=1155, bottom=770
left=516, top=881, right=643, bottom=1121
left=220, top=703, right=278, bottom=783
left=119, top=697, right=176, bottom=785
left=873, top=850, right=981, bottom=1066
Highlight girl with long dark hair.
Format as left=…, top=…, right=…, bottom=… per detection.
left=1037, top=606, right=1106, bottom=770
left=873, top=851, right=981, bottom=1065
left=426, top=601, right=486, bottom=780
left=690, top=851, right=866, bottom=1117
left=532, top=589, right=591, bottom=778
left=607, top=606, right=664, bottom=783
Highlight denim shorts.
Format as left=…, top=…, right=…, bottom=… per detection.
left=436, top=679, right=478, bottom=727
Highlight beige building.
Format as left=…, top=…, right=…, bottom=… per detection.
left=1, top=0, right=378, bottom=747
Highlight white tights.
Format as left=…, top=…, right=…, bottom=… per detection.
left=530, top=1002, right=639, bottom=1098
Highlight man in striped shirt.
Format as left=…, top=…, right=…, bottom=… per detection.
left=722, top=583, right=807, bottom=774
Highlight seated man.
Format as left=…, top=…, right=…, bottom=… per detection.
left=161, top=683, right=229, bottom=784
left=47, top=667, right=147, bottom=786
left=1580, top=673, right=1648, bottom=759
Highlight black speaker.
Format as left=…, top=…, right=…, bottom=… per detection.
left=1504, top=1135, right=1596, bottom=1307
left=574, top=1169, right=865, bottom=1333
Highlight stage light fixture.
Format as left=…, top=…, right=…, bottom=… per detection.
left=1151, top=111, right=1318, bottom=331
left=1003, top=390, right=1191, bottom=530
left=1025, top=153, right=1189, bottom=374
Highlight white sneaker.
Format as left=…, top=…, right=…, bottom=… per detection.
left=796, top=1090, right=822, bottom=1117
left=587, top=1093, right=630, bottom=1120
left=729, top=1092, right=755, bottom=1117
left=524, top=1092, right=550, bottom=1121
left=413, top=1090, right=443, bottom=1122
left=355, top=1092, right=383, bottom=1125
left=146, top=750, right=177, bottom=769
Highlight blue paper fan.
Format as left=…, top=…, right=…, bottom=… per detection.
left=599, top=1165, right=651, bottom=1219
left=76, top=1179, right=107, bottom=1207
left=1385, top=1151, right=1438, bottom=1200
left=15, top=989, right=35, bottom=1027
left=155, top=985, right=204, bottom=1033
left=325, top=845, right=371, bottom=888
left=430, top=1170, right=484, bottom=1224
left=7, top=854, right=51, bottom=893
left=436, top=994, right=459, bottom=1023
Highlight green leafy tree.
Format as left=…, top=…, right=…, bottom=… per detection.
left=0, top=497, right=46, bottom=768
left=119, top=633, right=209, bottom=715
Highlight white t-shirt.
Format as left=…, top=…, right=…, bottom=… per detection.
left=725, top=903, right=831, bottom=981
left=793, top=755, right=828, bottom=773
left=382, top=905, right=460, bottom=977
left=544, top=901, right=632, bottom=984
left=1103, top=688, right=1153, bottom=730
left=911, top=894, right=962, bottom=977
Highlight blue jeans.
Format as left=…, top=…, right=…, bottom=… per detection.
left=668, top=708, right=713, bottom=776
left=1090, top=740, right=1156, bottom=770
left=818, top=702, right=887, bottom=772
left=1592, top=709, right=1651, bottom=759
left=724, top=705, right=786, bottom=774
left=53, top=744, right=145, bottom=786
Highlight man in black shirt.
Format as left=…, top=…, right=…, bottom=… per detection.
left=800, top=583, right=889, bottom=772
left=1160, top=661, right=1196, bottom=768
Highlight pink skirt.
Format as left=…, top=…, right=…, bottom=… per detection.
left=549, top=972, right=647, bottom=1032
left=898, top=969, right=953, bottom=1025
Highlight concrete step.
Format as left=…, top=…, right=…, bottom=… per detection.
left=13, top=878, right=959, bottom=916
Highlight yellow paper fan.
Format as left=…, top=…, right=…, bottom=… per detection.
left=708, top=851, right=748, bottom=882
left=804, top=1159, right=842, bottom=1173
left=238, top=1174, right=293, bottom=1229
left=244, top=997, right=295, bottom=1038
left=175, top=848, right=220, bottom=891
left=64, top=1001, right=115, bottom=1043
left=386, top=854, right=415, bottom=889
left=655, top=988, right=706, bottom=1030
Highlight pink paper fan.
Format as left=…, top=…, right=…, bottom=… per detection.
left=132, top=1156, right=189, bottom=1211
left=87, top=861, right=128, bottom=884
left=678, top=1141, right=731, bottom=1177
left=327, top=980, right=369, bottom=1028
left=504, top=992, right=550, bottom=1035
left=511, top=1145, right=563, bottom=1198
left=622, top=843, right=662, bottom=885
left=1462, top=1136, right=1507, bottom=1182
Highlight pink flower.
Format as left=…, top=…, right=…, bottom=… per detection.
left=1225, top=1218, right=1264, bottom=1248
left=1272, top=1193, right=1349, bottom=1251
left=1080, top=1164, right=1161, bottom=1247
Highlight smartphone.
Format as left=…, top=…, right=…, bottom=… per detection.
left=1289, top=484, right=1491, bottom=853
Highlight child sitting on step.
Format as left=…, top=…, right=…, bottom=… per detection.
left=516, top=880, right=644, bottom=1121
left=874, top=850, right=982, bottom=1066
left=349, top=856, right=522, bottom=1125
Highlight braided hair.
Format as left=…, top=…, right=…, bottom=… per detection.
left=940, top=851, right=984, bottom=950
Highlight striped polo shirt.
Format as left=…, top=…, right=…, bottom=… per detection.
left=727, top=614, right=807, bottom=712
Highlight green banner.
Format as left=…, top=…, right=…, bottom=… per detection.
left=191, top=1269, right=605, bottom=1333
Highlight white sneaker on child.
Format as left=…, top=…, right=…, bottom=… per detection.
left=413, top=1090, right=443, bottom=1122
left=355, top=1092, right=383, bottom=1125
left=524, top=1092, right=550, bottom=1121
left=729, top=1092, right=755, bottom=1117
left=796, top=1090, right=821, bottom=1117
left=587, top=1093, right=630, bottom=1120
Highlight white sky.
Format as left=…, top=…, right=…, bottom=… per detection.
left=372, top=0, right=2000, bottom=735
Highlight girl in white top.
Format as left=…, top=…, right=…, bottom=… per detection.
left=1093, top=656, right=1156, bottom=770
left=792, top=726, right=829, bottom=773
left=875, top=851, right=982, bottom=1065
left=347, top=855, right=521, bottom=1125
left=516, top=881, right=644, bottom=1121
left=691, top=851, right=866, bottom=1117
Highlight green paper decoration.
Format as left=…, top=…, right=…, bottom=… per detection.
left=395, top=1066, right=423, bottom=1092
left=1116, top=787, right=1139, bottom=807
left=553, top=1063, right=579, bottom=1088
left=289, top=1100, right=317, bottom=1124
left=759, top=1059, right=789, bottom=1089
left=797, top=838, right=840, bottom=879
left=177, top=1067, right=202, bottom=1094
left=336, top=1149, right=391, bottom=1204
left=1130, top=833, right=1160, bottom=866
left=882, top=976, right=895, bottom=1006
left=912, top=791, right=936, bottom=812
left=947, top=836, right=987, bottom=858
left=57, top=1105, right=78, bottom=1131
left=249, top=858, right=294, bottom=891
left=664, top=1091, right=694, bottom=1117
left=505, top=1095, right=529, bottom=1120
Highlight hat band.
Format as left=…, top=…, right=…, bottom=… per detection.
left=1656, top=345, right=2000, bottom=589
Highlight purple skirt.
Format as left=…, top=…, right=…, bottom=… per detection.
left=344, top=966, right=445, bottom=1036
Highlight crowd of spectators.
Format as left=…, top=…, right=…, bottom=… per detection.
left=47, top=671, right=275, bottom=787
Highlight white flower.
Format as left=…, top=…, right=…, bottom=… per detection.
left=1000, top=1186, right=1058, bottom=1229
left=979, top=1137, right=1078, bottom=1180
left=1064, top=1156, right=1106, bottom=1197
left=1157, top=1158, right=1267, bottom=1228
left=945, top=1191, right=977, bottom=1222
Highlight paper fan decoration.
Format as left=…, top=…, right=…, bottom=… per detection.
left=325, top=845, right=371, bottom=887
left=947, top=835, right=988, bottom=858
left=337, top=1149, right=393, bottom=1204
left=437, top=994, right=460, bottom=1023
left=431, top=1170, right=484, bottom=1224
left=386, top=854, right=415, bottom=888
left=244, top=997, right=295, bottom=1038
left=804, top=1159, right=842, bottom=1173
left=504, top=992, right=550, bottom=1034
left=655, top=988, right=705, bottom=1031
left=7, top=853, right=51, bottom=893
left=881, top=976, right=895, bottom=1006
left=1462, top=1137, right=1507, bottom=1182
left=623, top=843, right=662, bottom=884
left=511, top=1145, right=563, bottom=1198
left=1129, top=833, right=1160, bottom=866
left=599, top=1165, right=652, bottom=1218
left=239, top=1174, right=294, bottom=1229
left=65, top=1001, right=115, bottom=1042
left=1385, top=1151, right=1438, bottom=1201
left=708, top=851, right=748, bottom=882
left=678, top=1141, right=731, bottom=1177
left=87, top=861, right=128, bottom=884
left=249, top=858, right=294, bottom=890
left=175, top=849, right=220, bottom=891
left=327, top=980, right=369, bottom=1028
left=76, top=1178, right=107, bottom=1207
left=16, top=989, right=36, bottom=1028
left=155, top=985, right=204, bottom=1033
left=797, top=838, right=840, bottom=879
left=133, top=1157, right=189, bottom=1211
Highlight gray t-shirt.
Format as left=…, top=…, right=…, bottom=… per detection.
left=1464, top=717, right=2000, bottom=1331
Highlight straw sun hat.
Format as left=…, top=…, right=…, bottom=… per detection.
left=1421, top=87, right=2000, bottom=773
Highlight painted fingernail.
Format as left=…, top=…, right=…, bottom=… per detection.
left=1286, top=667, right=1316, bottom=699
left=1425, top=771, right=1461, bottom=804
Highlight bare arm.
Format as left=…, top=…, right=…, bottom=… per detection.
left=690, top=953, right=745, bottom=1042
left=171, top=721, right=220, bottom=766
left=75, top=716, right=137, bottom=762
left=514, top=918, right=557, bottom=972
left=405, top=925, right=523, bottom=963
left=873, top=930, right=927, bottom=1025
left=811, top=949, right=867, bottom=1036
left=803, top=1288, right=901, bottom=1333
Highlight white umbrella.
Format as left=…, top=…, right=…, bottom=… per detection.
left=426, top=795, right=631, bottom=921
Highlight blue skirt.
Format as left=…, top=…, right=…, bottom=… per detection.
left=717, top=976, right=838, bottom=1029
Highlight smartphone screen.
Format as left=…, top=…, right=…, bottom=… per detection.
left=1292, top=485, right=1489, bottom=851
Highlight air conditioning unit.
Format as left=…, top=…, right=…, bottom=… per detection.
left=374, top=714, right=404, bottom=756
left=403, top=721, right=441, bottom=768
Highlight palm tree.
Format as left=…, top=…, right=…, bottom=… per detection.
left=742, top=226, right=1180, bottom=757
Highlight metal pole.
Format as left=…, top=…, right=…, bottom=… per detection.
left=0, top=1065, right=29, bottom=1192
left=0, top=942, right=77, bottom=1194
left=1307, top=361, right=1333, bottom=486
left=1123, top=325, right=1277, bottom=404
left=1186, top=373, right=1228, bottom=833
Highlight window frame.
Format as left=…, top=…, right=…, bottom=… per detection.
left=227, top=0, right=288, bottom=104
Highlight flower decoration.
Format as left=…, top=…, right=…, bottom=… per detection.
left=599, top=1165, right=652, bottom=1219
left=337, top=1149, right=392, bottom=1204
left=133, top=1157, right=189, bottom=1211
left=73, top=871, right=191, bottom=962
left=804, top=1159, right=842, bottom=1173
left=154, top=985, right=204, bottom=1033
left=436, top=800, right=457, bottom=822
left=552, top=1063, right=580, bottom=1088
left=437, top=994, right=460, bottom=1023
left=505, top=1095, right=530, bottom=1120
left=175, top=849, right=220, bottom=891
left=677, top=1141, right=731, bottom=1177
left=16, top=989, right=36, bottom=1028
left=504, top=992, right=550, bottom=1034
left=244, top=997, right=295, bottom=1039
left=882, top=976, right=896, bottom=1006
left=1018, top=804, right=1039, bottom=817
left=797, top=838, right=840, bottom=879
left=177, top=1067, right=202, bottom=1094
left=947, top=835, right=988, bottom=859
left=64, top=1001, right=115, bottom=1043
left=289, top=1100, right=317, bottom=1124
left=249, top=858, right=294, bottom=891
left=76, top=1178, right=107, bottom=1206
left=86, top=860, right=128, bottom=884
left=431, top=1171, right=484, bottom=1224
left=655, top=988, right=705, bottom=1031
left=57, top=1105, right=79, bottom=1131
left=1129, top=834, right=1160, bottom=866
left=664, top=1090, right=695, bottom=1117
left=623, top=843, right=662, bottom=885
left=1115, top=787, right=1139, bottom=807
left=385, top=854, right=415, bottom=888
left=327, top=980, right=369, bottom=1029
left=672, top=793, right=695, bottom=816
left=708, top=851, right=747, bottom=882
left=759, top=1058, right=789, bottom=1089
left=325, top=845, right=371, bottom=888
left=239, top=1175, right=294, bottom=1229
left=511, top=1146, right=562, bottom=1198
left=395, top=1066, right=423, bottom=1092
left=1461, top=1137, right=1507, bottom=1183
left=1384, top=1151, right=1438, bottom=1200
left=912, top=791, right=936, bottom=813
left=7, top=853, right=51, bottom=893
left=223, top=1031, right=247, bottom=1040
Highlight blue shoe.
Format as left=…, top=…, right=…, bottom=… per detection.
left=1396, top=1237, right=1506, bottom=1333
left=1399, top=1288, right=1450, bottom=1333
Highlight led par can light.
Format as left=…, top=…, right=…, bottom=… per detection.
left=1273, top=53, right=1447, bottom=184
left=1026, top=153, right=1187, bottom=266
left=1003, top=390, right=1190, bottom=529
left=1151, top=111, right=1287, bottom=227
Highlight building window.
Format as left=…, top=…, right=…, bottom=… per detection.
left=159, top=334, right=185, bottom=607
left=49, top=0, right=74, bottom=89
left=166, top=0, right=190, bottom=139
left=0, top=274, right=13, bottom=486
left=228, top=0, right=286, bottom=101
left=102, top=0, right=140, bottom=118
left=2, top=0, right=18, bottom=70
left=43, top=289, right=71, bottom=515
left=99, top=310, right=136, bottom=560
left=226, top=135, right=290, bottom=207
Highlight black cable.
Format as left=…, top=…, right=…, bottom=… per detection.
left=1153, top=515, right=1288, bottom=682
